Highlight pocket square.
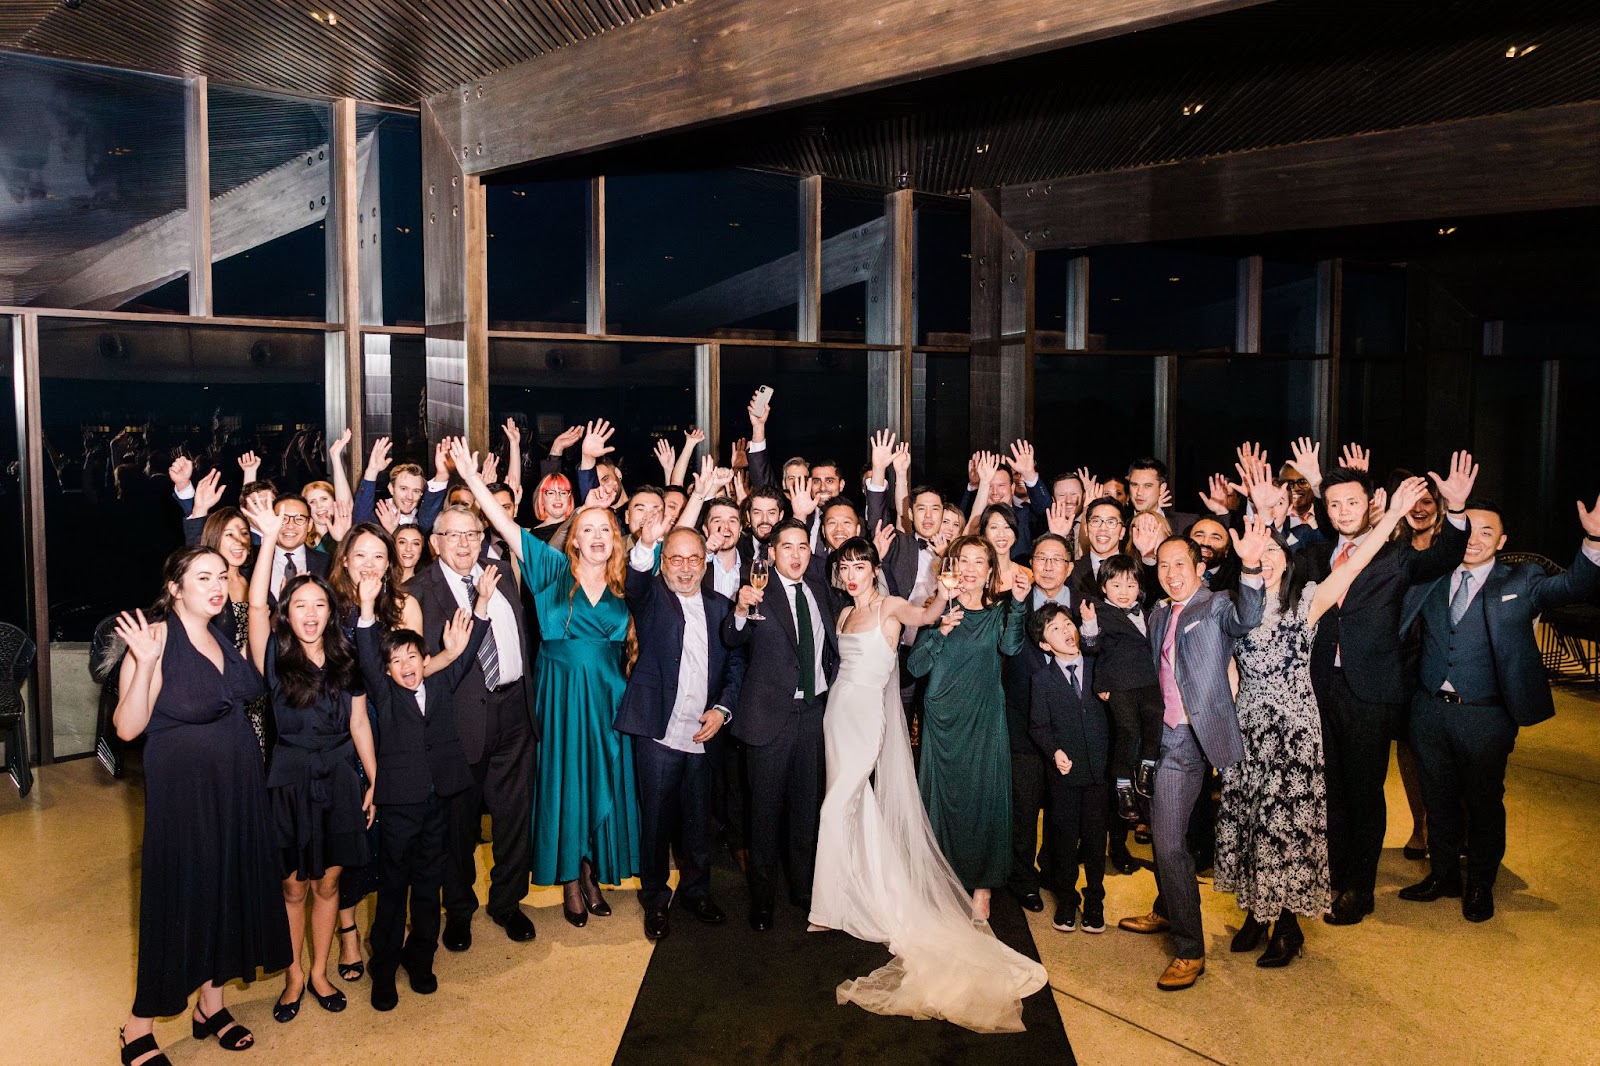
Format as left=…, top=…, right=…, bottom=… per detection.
left=1183, top=620, right=1202, bottom=633
left=1500, top=593, right=1518, bottom=602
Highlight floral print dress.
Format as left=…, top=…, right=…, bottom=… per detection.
left=1214, top=583, right=1331, bottom=920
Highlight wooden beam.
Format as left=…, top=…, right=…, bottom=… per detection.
left=1003, top=102, right=1600, bottom=250
left=430, top=0, right=1268, bottom=175
left=1064, top=255, right=1088, bottom=351
left=1236, top=255, right=1261, bottom=355
left=10, top=315, right=51, bottom=764
left=867, top=190, right=912, bottom=436
left=358, top=134, right=392, bottom=446
left=587, top=177, right=606, bottom=335
left=326, top=98, right=363, bottom=448
left=969, top=188, right=1032, bottom=449
left=798, top=176, right=822, bottom=343
left=184, top=76, right=212, bottom=316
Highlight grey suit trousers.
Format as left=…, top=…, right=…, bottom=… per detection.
left=1152, top=724, right=1208, bottom=959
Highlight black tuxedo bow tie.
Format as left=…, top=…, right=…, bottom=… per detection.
left=915, top=537, right=930, bottom=550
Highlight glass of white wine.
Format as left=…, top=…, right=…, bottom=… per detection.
left=749, top=556, right=769, bottom=621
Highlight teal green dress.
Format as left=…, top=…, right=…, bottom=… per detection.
left=906, top=596, right=1026, bottom=891
left=519, top=529, right=640, bottom=886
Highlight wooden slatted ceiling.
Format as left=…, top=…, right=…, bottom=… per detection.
left=1, top=0, right=682, bottom=104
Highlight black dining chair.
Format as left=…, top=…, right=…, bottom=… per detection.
left=0, top=621, right=37, bottom=798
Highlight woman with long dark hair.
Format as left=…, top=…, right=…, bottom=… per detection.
left=979, top=504, right=1033, bottom=593
left=393, top=524, right=430, bottom=584
left=1214, top=477, right=1427, bottom=967
left=113, top=545, right=291, bottom=1066
left=243, top=500, right=376, bottom=1022
left=452, top=439, right=640, bottom=928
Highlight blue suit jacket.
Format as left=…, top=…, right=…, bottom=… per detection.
left=1400, top=545, right=1600, bottom=727
left=1147, top=583, right=1264, bottom=770
left=617, top=563, right=746, bottom=741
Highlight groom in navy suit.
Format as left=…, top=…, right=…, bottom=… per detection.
left=620, top=524, right=747, bottom=941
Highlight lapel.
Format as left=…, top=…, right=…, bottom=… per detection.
left=1173, top=590, right=1212, bottom=652
left=1407, top=573, right=1448, bottom=635
left=770, top=575, right=800, bottom=649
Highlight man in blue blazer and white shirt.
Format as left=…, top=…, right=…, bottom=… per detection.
left=1397, top=496, right=1600, bottom=921
left=622, top=522, right=746, bottom=942
left=1119, top=517, right=1271, bottom=991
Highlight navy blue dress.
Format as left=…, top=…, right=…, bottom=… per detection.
left=132, top=616, right=291, bottom=1018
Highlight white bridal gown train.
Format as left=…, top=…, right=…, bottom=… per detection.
left=808, top=605, right=1048, bottom=1033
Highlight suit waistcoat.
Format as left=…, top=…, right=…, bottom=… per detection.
left=1420, top=579, right=1499, bottom=703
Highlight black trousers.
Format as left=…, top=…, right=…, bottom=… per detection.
left=712, top=732, right=751, bottom=852
left=635, top=736, right=714, bottom=913
left=1049, top=776, right=1109, bottom=911
left=1318, top=670, right=1400, bottom=896
left=745, top=695, right=825, bottom=908
left=371, top=794, right=448, bottom=977
left=1106, top=685, right=1164, bottom=781
left=1008, top=745, right=1050, bottom=896
left=444, top=685, right=535, bottom=920
left=1410, top=693, right=1518, bottom=887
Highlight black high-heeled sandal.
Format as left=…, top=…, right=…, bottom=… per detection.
left=120, top=1029, right=171, bottom=1066
left=336, top=923, right=365, bottom=981
left=192, top=1006, right=253, bottom=1051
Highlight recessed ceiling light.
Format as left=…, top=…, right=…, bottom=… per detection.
left=309, top=10, right=339, bottom=25
left=1437, top=226, right=1458, bottom=235
left=975, top=144, right=990, bottom=154
left=1182, top=103, right=1205, bottom=116
left=1167, top=276, right=1181, bottom=282
left=1505, top=44, right=1538, bottom=58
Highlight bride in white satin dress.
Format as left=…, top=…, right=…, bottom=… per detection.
left=809, top=538, right=1049, bottom=1034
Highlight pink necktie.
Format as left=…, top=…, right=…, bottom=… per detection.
left=1332, top=541, right=1354, bottom=607
left=1159, top=600, right=1187, bottom=728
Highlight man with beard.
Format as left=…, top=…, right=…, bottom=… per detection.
left=1127, top=458, right=1197, bottom=538
left=1187, top=517, right=1238, bottom=592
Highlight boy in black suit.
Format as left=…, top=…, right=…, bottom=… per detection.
left=1028, top=603, right=1112, bottom=935
left=1079, top=554, right=1164, bottom=821
left=354, top=569, right=494, bottom=1012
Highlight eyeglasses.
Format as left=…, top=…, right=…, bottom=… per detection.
left=437, top=530, right=484, bottom=544
left=278, top=514, right=310, bottom=526
left=543, top=488, right=572, bottom=498
left=664, top=554, right=706, bottom=568
left=1288, top=478, right=1311, bottom=488
left=1086, top=516, right=1123, bottom=528
left=1033, top=555, right=1068, bottom=566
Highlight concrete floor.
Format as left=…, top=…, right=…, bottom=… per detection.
left=4, top=686, right=1598, bottom=1065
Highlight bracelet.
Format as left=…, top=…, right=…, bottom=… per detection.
left=1585, top=534, right=1600, bottom=544
left=1240, top=563, right=1264, bottom=575
left=1447, top=507, right=1466, bottom=515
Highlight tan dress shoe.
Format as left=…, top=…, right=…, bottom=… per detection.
left=1157, top=957, right=1206, bottom=991
left=1117, top=911, right=1171, bottom=934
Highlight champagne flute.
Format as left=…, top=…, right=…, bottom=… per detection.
left=749, top=556, right=769, bottom=621
left=938, top=554, right=958, bottom=592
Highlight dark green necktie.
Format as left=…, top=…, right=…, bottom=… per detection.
left=793, top=581, right=816, bottom=700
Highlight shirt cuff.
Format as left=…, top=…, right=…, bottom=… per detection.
left=356, top=616, right=376, bottom=629
left=733, top=614, right=748, bottom=631
left=1023, top=474, right=1039, bottom=488
left=1446, top=513, right=1468, bottom=530
left=1240, top=575, right=1266, bottom=590
left=747, top=441, right=767, bottom=454
left=866, top=478, right=887, bottom=493
left=426, top=478, right=448, bottom=492
left=628, top=541, right=657, bottom=571
left=713, top=704, right=732, bottom=723
left=174, top=485, right=195, bottom=500
left=1581, top=542, right=1600, bottom=566
left=1079, top=619, right=1100, bottom=638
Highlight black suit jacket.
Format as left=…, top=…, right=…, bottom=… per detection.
left=1003, top=589, right=1075, bottom=753
left=1028, top=657, right=1110, bottom=787
left=356, top=615, right=484, bottom=804
left=721, top=572, right=840, bottom=747
left=409, top=557, right=537, bottom=763
left=1081, top=600, right=1159, bottom=691
left=1305, top=518, right=1467, bottom=704
left=864, top=485, right=923, bottom=599
left=617, top=566, right=746, bottom=740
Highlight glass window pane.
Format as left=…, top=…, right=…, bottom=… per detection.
left=1472, top=356, right=1543, bottom=546
left=919, top=351, right=969, bottom=499
left=607, top=170, right=800, bottom=339
left=1089, top=245, right=1237, bottom=351
left=719, top=347, right=869, bottom=475
left=1262, top=260, right=1321, bottom=355
left=209, top=86, right=332, bottom=320
left=0, top=321, right=24, bottom=629
left=820, top=184, right=883, bottom=343
left=1338, top=353, right=1406, bottom=469
left=362, top=333, right=429, bottom=466
left=1175, top=356, right=1323, bottom=491
left=916, top=203, right=971, bottom=345
left=1033, top=355, right=1155, bottom=483
left=490, top=339, right=696, bottom=494
left=356, top=107, right=423, bottom=327
left=0, top=54, right=189, bottom=312
left=1035, top=250, right=1072, bottom=348
left=39, top=319, right=328, bottom=756
left=487, top=179, right=588, bottom=331
left=1342, top=263, right=1407, bottom=357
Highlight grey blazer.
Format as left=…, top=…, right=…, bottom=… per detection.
left=1146, top=583, right=1264, bottom=770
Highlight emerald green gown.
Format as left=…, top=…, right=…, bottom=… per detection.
left=906, top=596, right=1026, bottom=891
left=520, top=529, right=640, bottom=886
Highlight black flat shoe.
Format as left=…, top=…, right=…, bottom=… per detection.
left=1402, top=844, right=1429, bottom=861
left=1135, top=761, right=1156, bottom=799
left=1257, top=928, right=1304, bottom=968
left=1230, top=916, right=1269, bottom=953
left=684, top=896, right=726, bottom=924
left=272, top=982, right=305, bottom=1023
left=748, top=906, right=773, bottom=932
left=644, top=909, right=670, bottom=940
left=1462, top=883, right=1495, bottom=923
left=191, top=1007, right=252, bottom=1051
left=1016, top=890, right=1044, bottom=913
left=120, top=1029, right=172, bottom=1066
left=310, top=980, right=347, bottom=1012
left=442, top=914, right=473, bottom=952
left=336, top=923, right=365, bottom=980
left=401, top=960, right=438, bottom=995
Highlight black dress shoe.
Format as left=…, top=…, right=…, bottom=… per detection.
left=1257, top=927, right=1304, bottom=968
left=496, top=910, right=538, bottom=941
left=1323, top=890, right=1375, bottom=926
left=442, top=915, right=472, bottom=952
left=644, top=909, right=670, bottom=940
left=1462, top=883, right=1495, bottom=922
left=1115, top=782, right=1142, bottom=824
left=400, top=961, right=437, bottom=995
left=370, top=972, right=398, bottom=1012
left=562, top=905, right=587, bottom=928
left=684, top=896, right=726, bottom=924
left=581, top=885, right=612, bottom=917
left=1107, top=849, right=1138, bottom=876
left=1016, top=890, right=1044, bottom=913
left=1135, top=761, right=1156, bottom=799
left=1230, top=916, right=1269, bottom=953
left=1402, top=844, right=1429, bottom=861
left=748, top=906, right=773, bottom=931
left=1399, top=875, right=1463, bottom=902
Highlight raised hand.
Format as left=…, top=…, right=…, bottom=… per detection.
left=480, top=451, right=500, bottom=485
left=1158, top=483, right=1174, bottom=512
left=1129, top=512, right=1165, bottom=559
left=1429, top=450, right=1479, bottom=513
left=869, top=429, right=896, bottom=477
left=891, top=441, right=912, bottom=480
left=1579, top=494, right=1600, bottom=539
left=684, top=426, right=706, bottom=450
left=357, top=573, right=382, bottom=611
left=580, top=419, right=616, bottom=463
left=242, top=495, right=282, bottom=542
left=746, top=390, right=771, bottom=431
left=329, top=499, right=354, bottom=542
left=736, top=584, right=765, bottom=616
left=113, top=610, right=165, bottom=665
left=1288, top=436, right=1322, bottom=491
left=237, top=450, right=261, bottom=481
left=639, top=509, right=671, bottom=548
left=974, top=451, right=1001, bottom=486
left=1006, top=439, right=1038, bottom=483
left=1235, top=441, right=1271, bottom=487
left=1011, top=567, right=1031, bottom=602
left=872, top=520, right=896, bottom=559
left=192, top=468, right=225, bottom=518
left=1388, top=476, right=1430, bottom=517
left=441, top=607, right=473, bottom=657
left=654, top=438, right=676, bottom=479
left=1230, top=511, right=1273, bottom=570
left=730, top=437, right=750, bottom=471
left=448, top=438, right=480, bottom=483
left=434, top=437, right=454, bottom=482
left=549, top=425, right=584, bottom=457
left=329, top=428, right=351, bottom=460
left=1075, top=466, right=1102, bottom=504
left=1246, top=471, right=1285, bottom=518
left=1079, top=600, right=1097, bottom=628
left=1198, top=473, right=1234, bottom=516
left=167, top=453, right=194, bottom=492
left=584, top=483, right=618, bottom=511
left=1046, top=499, right=1074, bottom=538
left=939, top=605, right=964, bottom=636
left=1340, top=442, right=1371, bottom=473
left=373, top=497, right=400, bottom=533
left=365, top=436, right=393, bottom=480
left=502, top=417, right=521, bottom=449
left=785, top=475, right=817, bottom=521
left=473, top=565, right=501, bottom=613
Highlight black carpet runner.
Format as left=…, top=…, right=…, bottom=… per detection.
left=614, top=864, right=1074, bottom=1065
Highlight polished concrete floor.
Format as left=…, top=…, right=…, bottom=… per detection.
left=4, top=686, right=1598, bottom=1065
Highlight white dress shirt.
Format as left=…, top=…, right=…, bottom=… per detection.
left=439, top=560, right=523, bottom=686
left=659, top=591, right=712, bottom=754
left=736, top=575, right=828, bottom=698
left=271, top=544, right=309, bottom=599
left=708, top=549, right=743, bottom=601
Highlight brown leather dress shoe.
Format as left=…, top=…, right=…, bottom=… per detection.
left=1118, top=911, right=1171, bottom=934
left=1157, top=957, right=1205, bottom=991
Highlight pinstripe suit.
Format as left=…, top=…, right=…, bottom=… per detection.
left=1147, top=582, right=1264, bottom=959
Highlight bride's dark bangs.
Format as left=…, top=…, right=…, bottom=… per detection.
left=833, top=536, right=879, bottom=569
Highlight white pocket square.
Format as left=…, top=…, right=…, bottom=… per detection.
left=1501, top=593, right=1518, bottom=602
left=1183, top=620, right=1202, bottom=633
